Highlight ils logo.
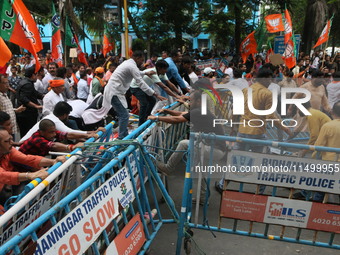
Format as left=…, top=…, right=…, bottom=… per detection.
left=120, top=183, right=127, bottom=195
left=269, top=202, right=283, bottom=216
left=268, top=202, right=307, bottom=218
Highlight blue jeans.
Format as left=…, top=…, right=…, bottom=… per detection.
left=131, top=88, right=156, bottom=126
left=111, top=95, right=129, bottom=139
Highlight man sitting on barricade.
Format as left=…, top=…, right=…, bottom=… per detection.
left=19, top=119, right=87, bottom=157
left=0, top=127, right=66, bottom=211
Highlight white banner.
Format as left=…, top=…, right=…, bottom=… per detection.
left=35, top=167, right=135, bottom=255
left=0, top=180, right=62, bottom=246
left=223, top=151, right=340, bottom=194
left=264, top=197, right=312, bottom=228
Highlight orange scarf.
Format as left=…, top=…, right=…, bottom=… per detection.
left=95, top=76, right=105, bottom=87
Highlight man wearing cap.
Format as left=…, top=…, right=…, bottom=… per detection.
left=91, top=67, right=105, bottom=97
left=203, top=67, right=217, bottom=85
left=42, top=78, right=65, bottom=116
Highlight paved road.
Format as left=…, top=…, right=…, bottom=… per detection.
left=148, top=162, right=339, bottom=255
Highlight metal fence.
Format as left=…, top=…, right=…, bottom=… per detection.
left=176, top=133, right=340, bottom=254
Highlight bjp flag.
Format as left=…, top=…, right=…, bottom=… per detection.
left=265, top=14, right=285, bottom=33
left=240, top=31, right=257, bottom=63
left=313, top=18, right=332, bottom=49
left=0, top=37, right=11, bottom=67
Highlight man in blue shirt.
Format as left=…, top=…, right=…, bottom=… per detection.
left=165, top=50, right=190, bottom=94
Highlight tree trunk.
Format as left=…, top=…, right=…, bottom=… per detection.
left=234, top=4, right=242, bottom=54
left=301, top=0, right=328, bottom=54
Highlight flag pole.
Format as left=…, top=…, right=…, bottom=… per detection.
left=123, top=0, right=129, bottom=59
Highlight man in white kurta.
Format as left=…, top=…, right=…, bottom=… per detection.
left=42, top=78, right=65, bottom=116
left=101, top=51, right=162, bottom=139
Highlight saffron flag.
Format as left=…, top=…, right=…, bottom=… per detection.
left=0, top=0, right=42, bottom=71
left=265, top=14, right=285, bottom=33
left=0, top=37, right=12, bottom=67
left=283, top=38, right=296, bottom=69
left=313, top=18, right=332, bottom=49
left=284, top=9, right=293, bottom=44
left=102, top=25, right=113, bottom=57
left=240, top=31, right=257, bottom=63
left=65, top=17, right=88, bottom=66
left=51, top=3, right=63, bottom=66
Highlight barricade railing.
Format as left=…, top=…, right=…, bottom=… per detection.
left=176, top=133, right=340, bottom=254
left=0, top=128, right=181, bottom=255
left=0, top=122, right=114, bottom=249
left=0, top=100, right=188, bottom=254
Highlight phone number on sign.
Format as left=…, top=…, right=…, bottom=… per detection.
left=312, top=218, right=340, bottom=226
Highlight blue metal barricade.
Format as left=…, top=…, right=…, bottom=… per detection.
left=176, top=133, right=340, bottom=254
left=0, top=122, right=115, bottom=250
left=0, top=100, right=189, bottom=254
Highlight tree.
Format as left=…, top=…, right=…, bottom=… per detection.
left=301, top=0, right=328, bottom=53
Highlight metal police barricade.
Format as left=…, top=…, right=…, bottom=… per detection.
left=0, top=122, right=114, bottom=251
left=176, top=133, right=340, bottom=254
left=0, top=100, right=188, bottom=254
left=0, top=127, right=181, bottom=254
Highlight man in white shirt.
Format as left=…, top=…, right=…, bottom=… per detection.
left=42, top=78, right=65, bottom=116
left=103, top=51, right=163, bottom=139
left=292, top=59, right=304, bottom=76
left=130, top=60, right=176, bottom=125
left=42, top=62, right=58, bottom=94
left=188, top=64, right=199, bottom=84
left=77, top=71, right=89, bottom=101
left=21, top=101, right=96, bottom=142
left=226, top=69, right=248, bottom=90
left=34, top=67, right=46, bottom=94
left=224, top=62, right=234, bottom=79
left=327, top=72, right=340, bottom=108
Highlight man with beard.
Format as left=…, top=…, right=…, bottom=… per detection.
left=42, top=62, right=58, bottom=94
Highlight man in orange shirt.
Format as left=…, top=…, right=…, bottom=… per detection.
left=0, top=127, right=66, bottom=208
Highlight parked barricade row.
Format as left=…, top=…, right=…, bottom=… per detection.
left=176, top=133, right=340, bottom=254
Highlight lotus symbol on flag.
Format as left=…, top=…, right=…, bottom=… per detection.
left=284, top=42, right=294, bottom=58
left=320, top=25, right=327, bottom=39
left=242, top=38, right=250, bottom=52
left=17, top=13, right=36, bottom=44
left=284, top=20, right=292, bottom=34
left=269, top=18, right=280, bottom=29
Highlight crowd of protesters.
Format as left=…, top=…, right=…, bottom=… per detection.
left=0, top=46, right=340, bottom=210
